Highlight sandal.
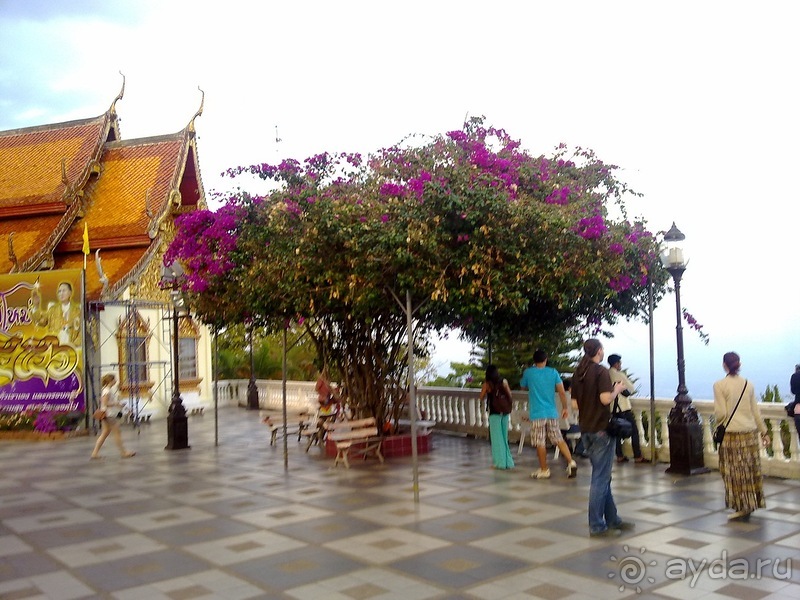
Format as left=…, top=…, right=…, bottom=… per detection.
left=122, top=451, right=136, bottom=458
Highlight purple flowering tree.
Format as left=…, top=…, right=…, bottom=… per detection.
left=166, top=118, right=669, bottom=425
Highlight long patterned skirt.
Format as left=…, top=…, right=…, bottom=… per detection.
left=718, top=430, right=765, bottom=513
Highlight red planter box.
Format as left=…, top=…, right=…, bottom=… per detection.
left=325, top=432, right=431, bottom=459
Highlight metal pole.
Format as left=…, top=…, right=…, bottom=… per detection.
left=165, top=295, right=189, bottom=450
left=282, top=326, right=289, bottom=471
left=407, top=290, right=419, bottom=503
left=648, top=280, right=656, bottom=464
left=665, top=265, right=708, bottom=475
left=173, top=305, right=180, bottom=403
left=670, top=268, right=689, bottom=404
left=213, top=326, right=219, bottom=447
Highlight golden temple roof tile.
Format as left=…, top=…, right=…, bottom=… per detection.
left=0, top=116, right=110, bottom=208
left=61, top=134, right=185, bottom=246
left=57, top=247, right=147, bottom=302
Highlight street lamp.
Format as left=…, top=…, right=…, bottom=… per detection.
left=246, top=324, right=259, bottom=410
left=161, top=262, right=190, bottom=451
left=661, top=223, right=707, bottom=475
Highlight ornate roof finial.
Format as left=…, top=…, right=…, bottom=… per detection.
left=110, top=71, right=126, bottom=114
left=61, top=158, right=69, bottom=187
left=60, top=158, right=75, bottom=204
left=8, top=233, right=19, bottom=271
left=188, top=86, right=204, bottom=134
left=95, top=249, right=109, bottom=296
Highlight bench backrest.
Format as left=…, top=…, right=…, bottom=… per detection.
left=327, top=417, right=379, bottom=441
left=325, top=417, right=376, bottom=432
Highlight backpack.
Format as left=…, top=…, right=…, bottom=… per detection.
left=492, top=383, right=513, bottom=414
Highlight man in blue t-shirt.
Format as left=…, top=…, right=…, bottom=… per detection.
left=520, top=349, right=577, bottom=479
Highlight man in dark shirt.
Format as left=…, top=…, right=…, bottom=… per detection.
left=790, top=365, right=800, bottom=435
left=572, top=338, right=630, bottom=538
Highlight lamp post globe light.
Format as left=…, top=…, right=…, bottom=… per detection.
left=661, top=223, right=707, bottom=475
left=161, top=262, right=190, bottom=451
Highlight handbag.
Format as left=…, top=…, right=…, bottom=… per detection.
left=491, top=384, right=513, bottom=415
left=606, top=397, right=633, bottom=439
left=92, top=408, right=106, bottom=421
left=714, top=380, right=747, bottom=445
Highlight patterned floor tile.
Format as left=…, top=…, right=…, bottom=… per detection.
left=1, top=407, right=798, bottom=599
left=323, top=526, right=451, bottom=564
left=183, top=530, right=306, bottom=565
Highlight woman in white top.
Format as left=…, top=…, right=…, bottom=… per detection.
left=713, top=352, right=768, bottom=521
left=90, top=374, right=135, bottom=459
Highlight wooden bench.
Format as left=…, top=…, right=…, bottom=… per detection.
left=262, top=412, right=310, bottom=446
left=326, top=417, right=384, bottom=468
left=300, top=408, right=344, bottom=451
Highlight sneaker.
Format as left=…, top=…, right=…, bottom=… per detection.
left=567, top=460, right=578, bottom=478
left=610, top=520, right=636, bottom=531
left=590, top=528, right=622, bottom=538
left=530, top=468, right=551, bottom=479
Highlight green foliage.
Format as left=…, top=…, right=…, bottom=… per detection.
left=425, top=362, right=481, bottom=388
left=0, top=410, right=80, bottom=432
left=0, top=411, right=35, bottom=431
left=760, top=384, right=782, bottom=404
left=469, top=329, right=583, bottom=388
left=212, top=326, right=319, bottom=381
left=760, top=384, right=791, bottom=459
left=640, top=411, right=663, bottom=446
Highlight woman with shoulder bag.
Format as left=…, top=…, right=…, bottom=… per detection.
left=480, top=365, right=515, bottom=470
left=713, top=352, right=768, bottom=521
left=90, top=373, right=136, bottom=460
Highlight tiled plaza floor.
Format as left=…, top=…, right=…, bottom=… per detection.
left=1, top=406, right=799, bottom=599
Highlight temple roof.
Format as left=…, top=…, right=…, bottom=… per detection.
left=0, top=88, right=206, bottom=301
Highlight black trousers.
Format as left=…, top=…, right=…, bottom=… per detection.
left=614, top=410, right=641, bottom=458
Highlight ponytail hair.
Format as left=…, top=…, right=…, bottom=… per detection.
left=575, top=338, right=603, bottom=380
left=723, top=351, right=741, bottom=376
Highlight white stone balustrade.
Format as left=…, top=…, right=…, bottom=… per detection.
left=214, top=380, right=800, bottom=479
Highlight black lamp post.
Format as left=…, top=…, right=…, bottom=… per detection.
left=662, top=223, right=707, bottom=475
left=161, top=262, right=190, bottom=451
left=246, top=324, right=259, bottom=410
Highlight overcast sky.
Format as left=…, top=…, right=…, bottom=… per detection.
left=2, top=0, right=798, bottom=400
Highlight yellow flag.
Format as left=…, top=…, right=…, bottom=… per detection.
left=82, top=222, right=90, bottom=255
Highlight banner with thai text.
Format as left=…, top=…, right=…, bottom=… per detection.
left=0, top=270, right=85, bottom=413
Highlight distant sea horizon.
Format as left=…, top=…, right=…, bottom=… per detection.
left=430, top=334, right=796, bottom=405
